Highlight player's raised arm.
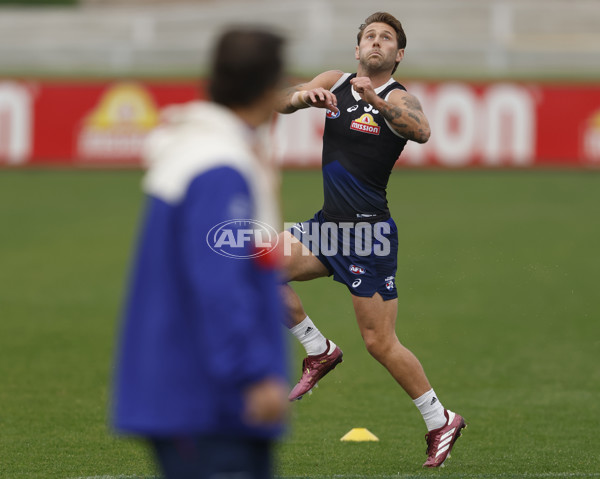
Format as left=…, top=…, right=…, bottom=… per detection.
left=350, top=75, right=430, bottom=144
left=276, top=70, right=344, bottom=114
left=377, top=89, right=431, bottom=144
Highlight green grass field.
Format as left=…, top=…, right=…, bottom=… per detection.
left=1, top=169, right=599, bottom=479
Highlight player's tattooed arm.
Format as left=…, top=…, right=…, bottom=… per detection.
left=379, top=92, right=431, bottom=143
left=276, top=85, right=308, bottom=114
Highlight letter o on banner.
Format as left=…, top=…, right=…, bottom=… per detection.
left=0, top=82, right=32, bottom=165
left=432, top=84, right=478, bottom=167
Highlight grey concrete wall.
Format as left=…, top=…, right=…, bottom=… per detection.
left=0, top=0, right=598, bottom=77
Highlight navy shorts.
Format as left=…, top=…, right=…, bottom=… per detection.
left=289, top=210, right=398, bottom=300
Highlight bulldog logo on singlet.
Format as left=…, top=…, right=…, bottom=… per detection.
left=350, top=113, right=380, bottom=135
left=326, top=109, right=340, bottom=119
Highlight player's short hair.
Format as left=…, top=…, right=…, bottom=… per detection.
left=357, top=12, right=406, bottom=74
left=209, top=27, right=285, bottom=108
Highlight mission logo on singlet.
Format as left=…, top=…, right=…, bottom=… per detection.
left=350, top=113, right=380, bottom=135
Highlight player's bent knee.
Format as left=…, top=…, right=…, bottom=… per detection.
left=361, top=329, right=396, bottom=361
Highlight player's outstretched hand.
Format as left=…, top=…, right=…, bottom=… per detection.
left=304, top=88, right=339, bottom=114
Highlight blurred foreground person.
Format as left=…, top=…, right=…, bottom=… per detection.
left=113, top=27, right=288, bottom=479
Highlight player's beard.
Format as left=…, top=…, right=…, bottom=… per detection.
left=360, top=50, right=395, bottom=75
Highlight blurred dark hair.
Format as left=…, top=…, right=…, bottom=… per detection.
left=209, top=27, right=285, bottom=107
left=357, top=12, right=406, bottom=74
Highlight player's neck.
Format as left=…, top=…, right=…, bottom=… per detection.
left=356, top=66, right=392, bottom=89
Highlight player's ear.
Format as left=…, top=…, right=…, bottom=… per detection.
left=355, top=45, right=360, bottom=60
left=396, top=49, right=405, bottom=63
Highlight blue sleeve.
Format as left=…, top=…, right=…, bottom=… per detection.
left=178, top=166, right=287, bottom=387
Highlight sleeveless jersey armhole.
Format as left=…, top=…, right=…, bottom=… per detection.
left=330, top=73, right=352, bottom=93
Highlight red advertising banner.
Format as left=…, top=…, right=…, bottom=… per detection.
left=0, top=80, right=200, bottom=166
left=1, top=79, right=600, bottom=168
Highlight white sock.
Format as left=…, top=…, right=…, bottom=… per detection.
left=413, top=389, right=447, bottom=431
left=289, top=316, right=328, bottom=356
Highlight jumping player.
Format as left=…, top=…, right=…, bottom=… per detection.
left=275, top=12, right=466, bottom=468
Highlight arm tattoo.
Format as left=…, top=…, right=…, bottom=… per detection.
left=402, top=95, right=422, bottom=111
left=379, top=95, right=429, bottom=143
left=408, top=111, right=421, bottom=124
left=285, top=86, right=300, bottom=107
left=278, top=85, right=305, bottom=113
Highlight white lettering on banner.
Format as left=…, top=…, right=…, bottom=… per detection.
left=402, top=82, right=536, bottom=167
left=582, top=110, right=600, bottom=164
left=431, top=83, right=479, bottom=167
left=0, top=82, right=32, bottom=165
left=483, top=84, right=535, bottom=165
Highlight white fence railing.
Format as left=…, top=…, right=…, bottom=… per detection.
left=0, top=0, right=598, bottom=76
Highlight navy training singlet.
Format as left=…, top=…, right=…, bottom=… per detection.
left=321, top=73, right=408, bottom=223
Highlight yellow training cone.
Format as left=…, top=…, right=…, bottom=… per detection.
left=340, top=428, right=379, bottom=442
